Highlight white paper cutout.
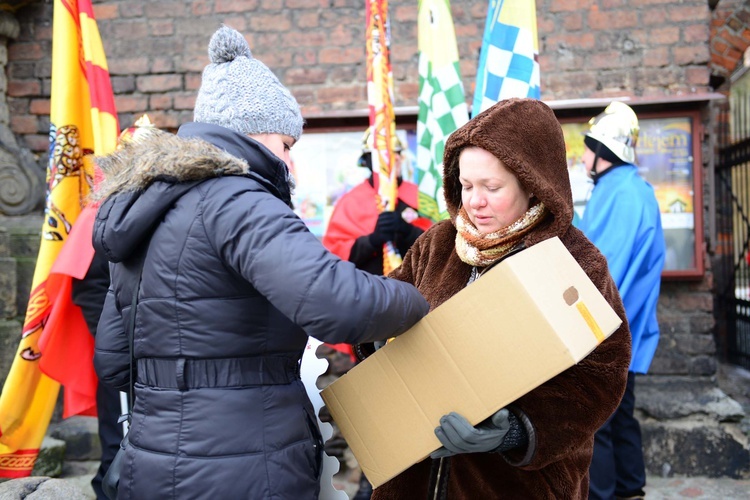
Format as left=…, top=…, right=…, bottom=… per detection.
left=301, top=336, right=349, bottom=499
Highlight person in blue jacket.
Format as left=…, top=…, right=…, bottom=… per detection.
left=580, top=101, right=666, bottom=500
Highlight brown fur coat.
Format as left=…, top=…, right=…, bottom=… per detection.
left=372, top=99, right=631, bottom=499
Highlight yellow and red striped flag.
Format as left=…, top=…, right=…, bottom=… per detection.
left=366, top=0, right=402, bottom=275
left=0, top=0, right=119, bottom=478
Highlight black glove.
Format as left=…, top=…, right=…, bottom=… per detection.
left=431, top=409, right=511, bottom=458
left=368, top=211, right=400, bottom=247
left=395, top=213, right=414, bottom=236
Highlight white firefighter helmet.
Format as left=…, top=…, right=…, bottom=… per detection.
left=584, top=101, right=639, bottom=164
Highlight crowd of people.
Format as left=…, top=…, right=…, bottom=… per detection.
left=79, top=24, right=664, bottom=500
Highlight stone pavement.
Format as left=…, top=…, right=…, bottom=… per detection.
left=2, top=469, right=749, bottom=499
left=645, top=475, right=750, bottom=499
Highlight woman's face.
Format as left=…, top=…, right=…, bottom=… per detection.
left=250, top=133, right=296, bottom=166
left=458, top=147, right=532, bottom=234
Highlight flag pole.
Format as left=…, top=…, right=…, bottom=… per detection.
left=366, top=0, right=402, bottom=275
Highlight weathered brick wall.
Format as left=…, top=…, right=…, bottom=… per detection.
left=9, top=0, right=713, bottom=155
left=7, top=0, right=718, bottom=375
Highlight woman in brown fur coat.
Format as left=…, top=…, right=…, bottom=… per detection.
left=370, top=98, right=632, bottom=499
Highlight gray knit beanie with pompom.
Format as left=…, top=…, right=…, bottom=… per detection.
left=194, top=25, right=303, bottom=140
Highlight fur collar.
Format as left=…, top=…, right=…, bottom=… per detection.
left=93, top=128, right=250, bottom=202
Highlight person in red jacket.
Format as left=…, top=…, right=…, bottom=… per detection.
left=322, top=128, right=432, bottom=499
left=323, top=128, right=432, bottom=276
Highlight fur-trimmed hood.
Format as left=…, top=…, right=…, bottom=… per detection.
left=93, top=122, right=294, bottom=263
left=442, top=98, right=573, bottom=244
left=93, top=128, right=248, bottom=202
left=94, top=122, right=293, bottom=203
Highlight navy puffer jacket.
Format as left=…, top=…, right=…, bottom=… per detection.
left=93, top=123, right=428, bottom=499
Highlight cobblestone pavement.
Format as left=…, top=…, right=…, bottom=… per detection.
left=644, top=475, right=750, bottom=499
left=42, top=468, right=750, bottom=499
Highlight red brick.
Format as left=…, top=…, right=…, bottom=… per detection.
left=151, top=57, right=175, bottom=74
left=393, top=4, right=418, bottom=23
left=149, top=94, right=173, bottom=110
left=712, top=38, right=730, bottom=54
left=215, top=0, right=258, bottom=12
left=249, top=14, right=292, bottom=32
left=144, top=1, right=187, bottom=17
left=293, top=50, right=318, bottom=66
left=29, top=99, right=50, bottom=115
left=8, top=80, right=41, bottom=97
left=684, top=23, right=710, bottom=44
left=673, top=45, right=709, bottom=65
left=550, top=0, right=585, bottom=13
left=10, top=116, right=38, bottom=134
left=644, top=46, right=670, bottom=66
left=642, top=7, right=668, bottom=26
left=588, top=8, right=638, bottom=30
left=685, top=66, right=710, bottom=85
left=173, top=93, right=197, bottom=111
left=650, top=27, right=681, bottom=45
left=318, top=47, right=362, bottom=65
left=184, top=73, right=202, bottom=91
left=395, top=82, right=419, bottom=101
left=109, top=58, right=150, bottom=76
left=257, top=50, right=292, bottom=69
left=329, top=25, right=355, bottom=46
left=33, top=25, right=52, bottom=41
left=286, top=0, right=327, bottom=8
left=24, top=134, right=49, bottom=153
left=562, top=13, right=584, bottom=31
left=296, top=12, right=320, bottom=29
left=114, top=95, right=149, bottom=113
left=317, top=86, right=364, bottom=104
left=454, top=22, right=479, bottom=38
left=286, top=68, right=328, bottom=85
left=93, top=4, right=119, bottom=20
left=668, top=5, right=709, bottom=23
left=136, top=74, right=183, bottom=93
left=111, top=20, right=149, bottom=39
left=150, top=19, right=174, bottom=37
left=8, top=42, right=44, bottom=61
left=191, top=0, right=213, bottom=16
left=221, top=16, right=247, bottom=32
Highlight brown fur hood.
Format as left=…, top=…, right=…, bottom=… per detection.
left=442, top=98, right=573, bottom=245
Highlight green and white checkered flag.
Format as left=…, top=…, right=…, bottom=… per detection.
left=416, top=0, right=469, bottom=222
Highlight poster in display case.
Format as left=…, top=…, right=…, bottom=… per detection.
left=562, top=111, right=704, bottom=278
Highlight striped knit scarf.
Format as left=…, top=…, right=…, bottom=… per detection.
left=455, top=203, right=548, bottom=267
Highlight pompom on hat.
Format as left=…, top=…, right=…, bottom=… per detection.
left=194, top=25, right=303, bottom=141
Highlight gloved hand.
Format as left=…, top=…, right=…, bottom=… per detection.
left=431, top=409, right=511, bottom=459
left=368, top=211, right=401, bottom=247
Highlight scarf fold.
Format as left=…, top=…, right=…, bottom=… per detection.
left=455, top=203, right=548, bottom=267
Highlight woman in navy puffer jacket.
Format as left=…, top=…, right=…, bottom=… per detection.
left=93, top=26, right=428, bottom=500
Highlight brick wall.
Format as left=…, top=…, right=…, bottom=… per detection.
left=3, top=0, right=730, bottom=379
left=9, top=0, right=714, bottom=156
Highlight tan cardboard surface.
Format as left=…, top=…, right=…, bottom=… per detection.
left=321, top=236, right=622, bottom=488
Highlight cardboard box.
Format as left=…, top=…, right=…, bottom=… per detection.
left=321, top=236, right=622, bottom=489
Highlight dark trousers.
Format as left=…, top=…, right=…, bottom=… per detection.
left=91, top=382, right=124, bottom=500
left=589, top=372, right=646, bottom=500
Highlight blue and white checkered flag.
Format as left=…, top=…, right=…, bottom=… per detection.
left=472, top=0, right=540, bottom=117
